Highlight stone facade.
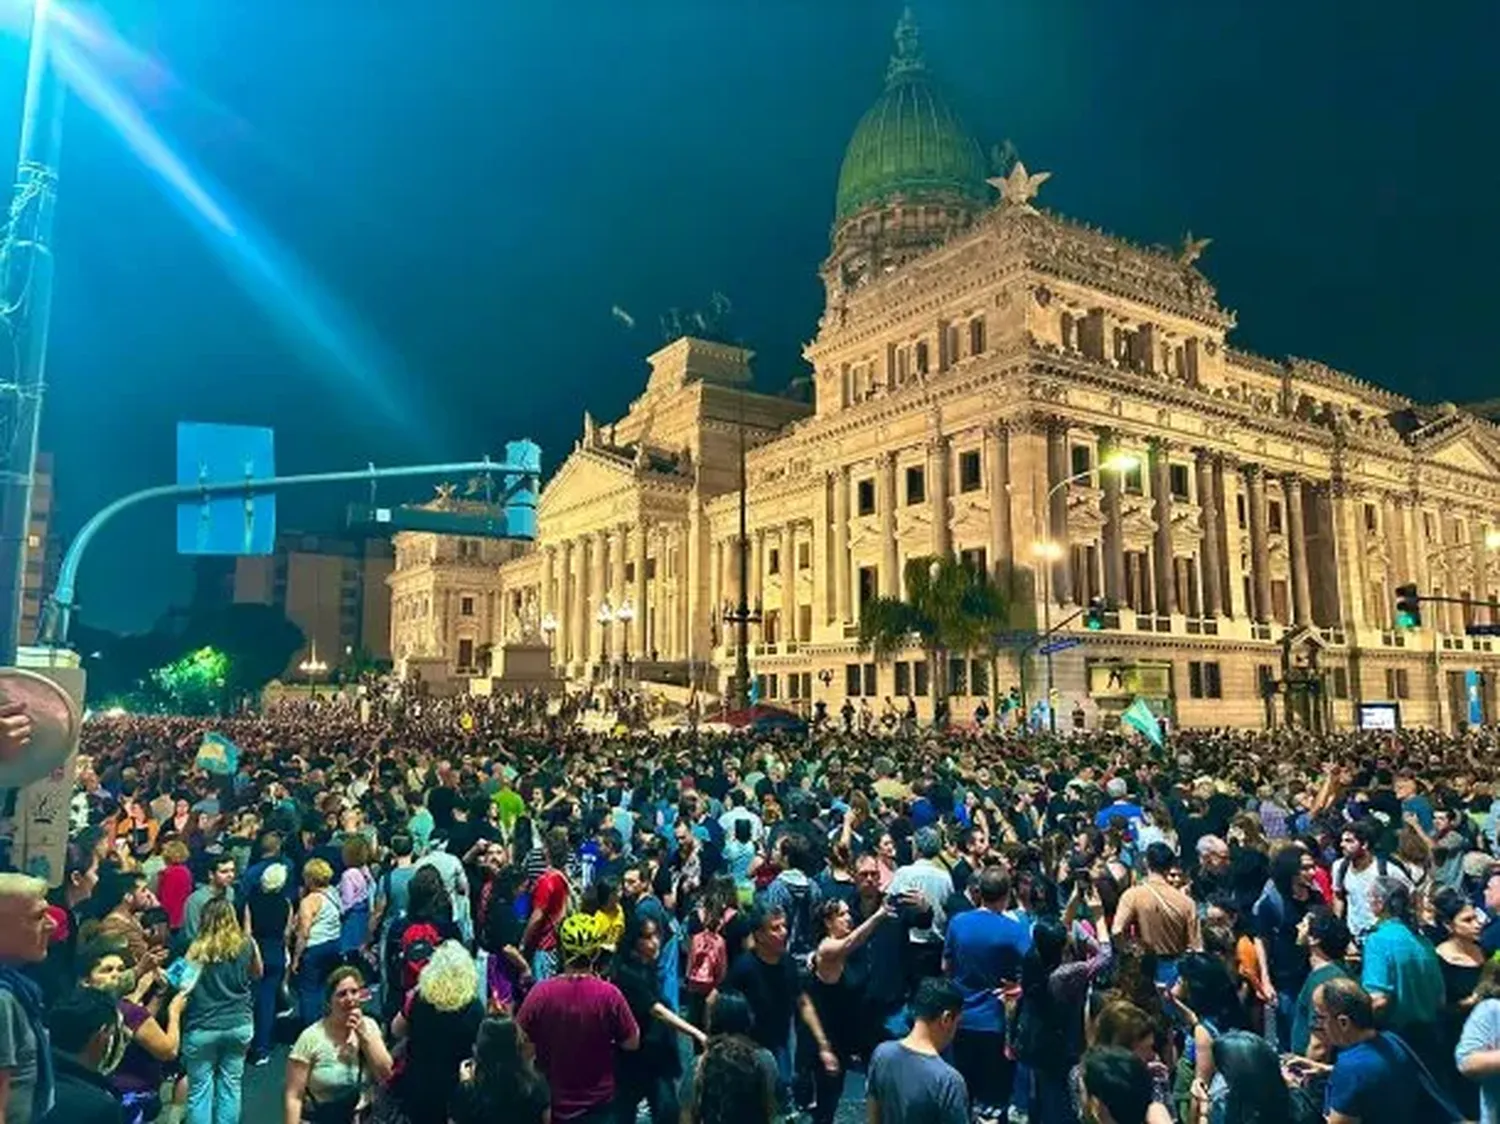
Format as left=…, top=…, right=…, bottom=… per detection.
left=389, top=11, right=1500, bottom=731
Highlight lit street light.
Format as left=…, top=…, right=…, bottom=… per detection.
left=1032, top=451, right=1139, bottom=732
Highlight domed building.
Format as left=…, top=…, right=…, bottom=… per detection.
left=394, top=8, right=1500, bottom=733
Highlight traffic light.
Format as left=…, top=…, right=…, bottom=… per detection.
left=1394, top=583, right=1421, bottom=630
left=1085, top=597, right=1107, bottom=630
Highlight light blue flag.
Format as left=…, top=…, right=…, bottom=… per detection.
left=195, top=731, right=241, bottom=775
left=1121, top=697, right=1164, bottom=749
left=747, top=677, right=762, bottom=706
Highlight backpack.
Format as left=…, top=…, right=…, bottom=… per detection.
left=783, top=881, right=818, bottom=961
left=686, top=916, right=732, bottom=994
left=397, top=921, right=441, bottom=994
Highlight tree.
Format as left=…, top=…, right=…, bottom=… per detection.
left=151, top=646, right=229, bottom=715
left=858, top=555, right=1010, bottom=726
left=183, top=603, right=305, bottom=704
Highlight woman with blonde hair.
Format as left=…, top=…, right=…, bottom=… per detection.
left=181, top=896, right=262, bottom=1124
left=389, top=940, right=484, bottom=1124
left=157, top=837, right=193, bottom=933
left=293, top=858, right=344, bottom=1026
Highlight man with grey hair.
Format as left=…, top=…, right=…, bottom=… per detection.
left=1360, top=875, right=1443, bottom=1070
left=887, top=827, right=955, bottom=984
left=0, top=873, right=57, bottom=1124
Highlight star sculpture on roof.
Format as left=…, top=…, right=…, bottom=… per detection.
left=1179, top=232, right=1212, bottom=266
left=987, top=161, right=1051, bottom=215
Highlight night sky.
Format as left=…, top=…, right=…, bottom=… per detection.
left=1, top=0, right=1493, bottom=633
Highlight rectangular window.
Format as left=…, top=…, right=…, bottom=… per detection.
left=913, top=660, right=929, bottom=699
left=624, top=561, right=635, bottom=583
left=905, top=465, right=926, bottom=505
left=1124, top=463, right=1144, bottom=495
left=1257, top=664, right=1276, bottom=697
left=949, top=658, right=968, bottom=697
left=1424, top=512, right=1436, bottom=540
left=1332, top=667, right=1349, bottom=699
left=798, top=543, right=810, bottom=570
left=894, top=661, right=911, bottom=697
left=857, top=479, right=877, bottom=515
left=1268, top=500, right=1284, bottom=534
left=846, top=664, right=861, bottom=697
left=768, top=548, right=780, bottom=576
left=959, top=547, right=987, bottom=575
left=945, top=325, right=960, bottom=367
left=1188, top=661, right=1222, bottom=699
left=1236, top=493, right=1247, bottom=529
left=969, top=317, right=987, bottom=355
left=915, top=341, right=930, bottom=374
left=457, top=638, right=474, bottom=671
left=1364, top=504, right=1379, bottom=533
left=958, top=450, right=982, bottom=493
left=768, top=674, right=780, bottom=700
left=460, top=596, right=475, bottom=617
left=1070, top=445, right=1092, bottom=480
left=786, top=674, right=799, bottom=700
left=858, top=566, right=878, bottom=610
left=971, top=659, right=989, bottom=699
left=1271, top=579, right=1290, bottom=624
left=863, top=663, right=877, bottom=697
left=1169, top=463, right=1191, bottom=501
left=646, top=559, right=657, bottom=580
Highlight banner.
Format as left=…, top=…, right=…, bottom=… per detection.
left=194, top=732, right=241, bottom=776
left=1121, top=697, right=1164, bottom=748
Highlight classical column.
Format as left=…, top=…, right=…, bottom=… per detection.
left=1196, top=451, right=1223, bottom=617
left=929, top=435, right=951, bottom=557
left=540, top=547, right=555, bottom=629
left=709, top=539, right=722, bottom=642
left=686, top=509, right=702, bottom=661
left=591, top=529, right=608, bottom=661
left=1285, top=476, right=1313, bottom=625
left=558, top=539, right=575, bottom=663
left=985, top=423, right=1012, bottom=586
left=751, top=528, right=765, bottom=628
left=775, top=521, right=793, bottom=642
left=1245, top=467, right=1271, bottom=623
left=1150, top=440, right=1176, bottom=615
left=611, top=526, right=627, bottom=650
left=834, top=467, right=851, bottom=625
left=632, top=524, right=648, bottom=656
left=878, top=453, right=899, bottom=597
left=1332, top=483, right=1366, bottom=629
left=813, top=474, right=831, bottom=626
left=1101, top=431, right=1126, bottom=604
left=574, top=535, right=592, bottom=663
left=1046, top=422, right=1073, bottom=604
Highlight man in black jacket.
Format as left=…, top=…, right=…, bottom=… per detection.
left=42, top=987, right=123, bottom=1124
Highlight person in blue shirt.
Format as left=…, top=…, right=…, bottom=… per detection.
left=1315, top=976, right=1426, bottom=1124
left=942, top=866, right=1031, bottom=1120
left=1360, top=877, right=1444, bottom=1071
left=1094, top=778, right=1145, bottom=834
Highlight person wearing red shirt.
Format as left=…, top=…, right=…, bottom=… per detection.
left=157, top=839, right=194, bottom=932
left=522, top=833, right=572, bottom=980
left=517, top=913, right=639, bottom=1124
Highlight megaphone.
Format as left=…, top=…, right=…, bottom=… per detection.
left=0, top=666, right=82, bottom=788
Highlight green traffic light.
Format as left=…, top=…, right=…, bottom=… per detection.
left=1396, top=610, right=1416, bottom=630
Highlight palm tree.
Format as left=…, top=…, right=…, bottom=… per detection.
left=858, top=555, right=1010, bottom=726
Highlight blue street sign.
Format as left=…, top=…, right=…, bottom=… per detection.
left=1038, top=637, right=1083, bottom=657
left=175, top=422, right=276, bottom=555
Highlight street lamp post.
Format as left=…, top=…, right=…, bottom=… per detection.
left=723, top=401, right=762, bottom=707
left=616, top=599, right=635, bottom=677
left=595, top=598, right=613, bottom=682
left=1032, top=451, right=1139, bottom=733
left=298, top=644, right=328, bottom=685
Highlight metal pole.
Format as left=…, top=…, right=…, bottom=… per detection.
left=44, top=457, right=523, bottom=646
left=0, top=0, right=65, bottom=665
left=733, top=410, right=751, bottom=707
left=1044, top=555, right=1056, bottom=733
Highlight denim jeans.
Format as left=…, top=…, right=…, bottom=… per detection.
left=253, top=941, right=287, bottom=1056
left=182, top=1023, right=253, bottom=1124
left=298, top=940, right=342, bottom=1026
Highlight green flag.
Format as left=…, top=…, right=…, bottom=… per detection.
left=1121, top=697, right=1163, bottom=748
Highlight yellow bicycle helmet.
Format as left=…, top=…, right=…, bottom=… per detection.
left=557, top=912, right=607, bottom=963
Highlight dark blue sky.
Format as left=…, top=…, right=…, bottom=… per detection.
left=6, top=0, right=1496, bottom=632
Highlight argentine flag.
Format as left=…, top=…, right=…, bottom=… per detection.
left=195, top=732, right=241, bottom=775
left=1121, top=697, right=1164, bottom=749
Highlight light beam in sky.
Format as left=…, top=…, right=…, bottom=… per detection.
left=40, top=3, right=414, bottom=426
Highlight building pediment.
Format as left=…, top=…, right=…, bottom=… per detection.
left=1426, top=432, right=1500, bottom=478
left=538, top=448, right=638, bottom=521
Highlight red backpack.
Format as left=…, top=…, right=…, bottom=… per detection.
left=398, top=922, right=441, bottom=993
left=686, top=909, right=734, bottom=994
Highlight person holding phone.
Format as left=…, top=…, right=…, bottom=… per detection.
left=284, top=966, right=394, bottom=1124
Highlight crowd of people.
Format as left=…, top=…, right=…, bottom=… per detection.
left=0, top=688, right=1496, bottom=1124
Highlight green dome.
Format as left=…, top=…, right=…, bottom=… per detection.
left=834, top=9, right=988, bottom=223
